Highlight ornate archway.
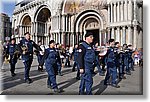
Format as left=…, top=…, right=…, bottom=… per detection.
left=74, top=10, right=106, bottom=45
left=21, top=14, right=32, bottom=37
left=34, top=6, right=51, bottom=45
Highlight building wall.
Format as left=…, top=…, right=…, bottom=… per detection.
left=12, top=0, right=143, bottom=49
left=0, top=13, right=12, bottom=43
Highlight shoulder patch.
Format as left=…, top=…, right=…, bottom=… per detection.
left=78, top=49, right=82, bottom=52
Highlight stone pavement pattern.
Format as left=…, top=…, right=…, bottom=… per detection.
left=0, top=56, right=143, bottom=95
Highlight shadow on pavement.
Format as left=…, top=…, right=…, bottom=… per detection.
left=58, top=77, right=79, bottom=91
left=92, top=80, right=107, bottom=95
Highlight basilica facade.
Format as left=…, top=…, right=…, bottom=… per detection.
left=12, top=0, right=143, bottom=49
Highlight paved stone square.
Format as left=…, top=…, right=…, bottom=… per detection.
left=0, top=56, right=143, bottom=95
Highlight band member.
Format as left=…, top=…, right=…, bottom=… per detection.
left=65, top=46, right=71, bottom=67
left=93, top=42, right=105, bottom=76
left=78, top=32, right=96, bottom=95
left=72, top=44, right=80, bottom=80
left=104, top=39, right=120, bottom=88
left=56, top=43, right=63, bottom=76
left=39, top=40, right=61, bottom=93
left=18, top=32, right=41, bottom=84
left=37, top=40, right=45, bottom=72
left=7, top=38, right=20, bottom=77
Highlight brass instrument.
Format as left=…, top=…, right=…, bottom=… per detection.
left=21, top=44, right=28, bottom=55
left=98, top=46, right=108, bottom=57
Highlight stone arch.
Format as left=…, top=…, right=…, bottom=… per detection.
left=74, top=9, right=106, bottom=45
left=34, top=5, right=51, bottom=45
left=19, top=13, right=32, bottom=36
left=34, top=5, right=51, bottom=22
left=19, top=13, right=31, bottom=25
left=74, top=9, right=105, bottom=32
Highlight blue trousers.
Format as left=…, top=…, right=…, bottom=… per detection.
left=10, top=55, right=17, bottom=74
left=45, top=63, right=58, bottom=89
left=124, top=58, right=130, bottom=72
left=118, top=64, right=125, bottom=77
left=73, top=61, right=80, bottom=77
left=65, top=56, right=70, bottom=66
left=57, top=62, right=62, bottom=73
left=104, top=66, right=117, bottom=85
left=79, top=72, right=93, bottom=95
left=23, top=59, right=33, bottom=80
left=95, top=56, right=103, bottom=74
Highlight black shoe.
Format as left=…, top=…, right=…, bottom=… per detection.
left=111, top=84, right=120, bottom=88
left=53, top=88, right=61, bottom=93
left=126, top=72, right=131, bottom=75
left=25, top=78, right=32, bottom=84
left=11, top=73, right=16, bottom=77
left=131, top=69, right=135, bottom=71
left=104, top=82, right=110, bottom=85
left=76, top=77, right=80, bottom=80
left=58, top=73, right=63, bottom=76
left=72, top=69, right=75, bottom=72
left=47, top=85, right=52, bottom=89
left=119, top=76, right=126, bottom=79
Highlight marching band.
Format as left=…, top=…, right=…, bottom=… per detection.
left=2, top=32, right=143, bottom=94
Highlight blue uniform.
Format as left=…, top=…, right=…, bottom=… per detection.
left=72, top=48, right=80, bottom=79
left=56, top=48, right=62, bottom=75
left=18, top=38, right=40, bottom=81
left=104, top=47, right=118, bottom=85
left=65, top=49, right=71, bottom=67
left=118, top=51, right=125, bottom=78
left=93, top=46, right=104, bottom=76
left=128, top=49, right=134, bottom=71
left=37, top=45, right=45, bottom=71
left=8, top=44, right=18, bottom=75
left=78, top=41, right=96, bottom=95
left=124, top=49, right=131, bottom=75
left=41, top=48, right=59, bottom=89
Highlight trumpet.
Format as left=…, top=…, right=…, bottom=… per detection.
left=98, top=46, right=108, bottom=57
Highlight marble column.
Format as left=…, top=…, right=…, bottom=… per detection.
left=122, top=26, right=126, bottom=44
left=107, top=28, right=111, bottom=41
left=35, top=22, right=38, bottom=43
left=19, top=26, right=22, bottom=37
left=61, top=33, right=65, bottom=44
left=138, top=30, right=143, bottom=49
left=128, top=0, right=133, bottom=21
left=108, top=4, right=111, bottom=24
left=121, top=1, right=124, bottom=21
left=99, top=31, right=102, bottom=46
left=117, top=1, right=120, bottom=22
left=111, top=2, right=114, bottom=23
left=46, top=34, right=48, bottom=45
left=133, top=0, right=137, bottom=21
left=111, top=27, right=115, bottom=39
left=116, top=27, right=120, bottom=42
left=140, top=6, right=143, bottom=24
left=128, top=26, right=132, bottom=45
left=120, top=28, right=123, bottom=45
left=124, top=0, right=128, bottom=21
left=133, top=26, right=137, bottom=48
left=66, top=15, right=68, bottom=31
left=114, top=2, right=117, bottom=22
